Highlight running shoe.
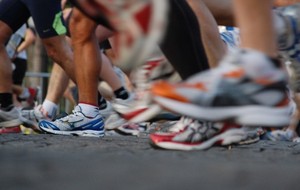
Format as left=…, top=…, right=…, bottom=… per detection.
left=262, top=129, right=295, bottom=141
left=238, top=126, right=264, bottom=145
left=152, top=49, right=291, bottom=127
left=116, top=123, right=147, bottom=136
left=112, top=93, right=161, bottom=123
left=131, top=57, right=177, bottom=88
left=102, top=101, right=128, bottom=130
left=156, top=116, right=195, bottom=133
left=220, top=27, right=240, bottom=51
left=150, top=121, right=245, bottom=151
left=87, top=0, right=169, bottom=71
left=17, top=87, right=38, bottom=108
left=113, top=66, right=132, bottom=92
left=149, top=117, right=199, bottom=146
left=20, top=105, right=52, bottom=132
left=275, top=4, right=300, bottom=92
left=113, top=58, right=178, bottom=123
left=0, top=105, right=22, bottom=134
left=152, top=117, right=262, bottom=145
left=39, top=105, right=105, bottom=137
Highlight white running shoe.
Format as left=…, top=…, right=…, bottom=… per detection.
left=102, top=102, right=128, bottom=130
left=113, top=58, right=179, bottom=123
left=39, top=105, right=105, bottom=137
left=112, top=93, right=161, bottom=123
left=0, top=105, right=21, bottom=127
left=20, top=105, right=52, bottom=132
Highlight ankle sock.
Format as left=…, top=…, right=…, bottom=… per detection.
left=98, top=92, right=107, bottom=109
left=114, top=87, right=129, bottom=100
left=42, top=100, right=58, bottom=119
left=269, top=57, right=282, bottom=68
left=78, top=103, right=99, bottom=118
left=0, top=93, right=13, bottom=108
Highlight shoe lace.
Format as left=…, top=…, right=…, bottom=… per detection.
left=173, top=121, right=221, bottom=143
left=169, top=116, right=194, bottom=133
left=58, top=108, right=82, bottom=122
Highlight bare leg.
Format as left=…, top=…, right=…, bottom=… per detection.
left=0, top=21, right=13, bottom=93
left=99, top=53, right=122, bottom=91
left=234, top=0, right=277, bottom=57
left=70, top=8, right=100, bottom=105
left=42, top=35, right=76, bottom=82
left=202, top=0, right=234, bottom=26
left=44, top=64, right=69, bottom=104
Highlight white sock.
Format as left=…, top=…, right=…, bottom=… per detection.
left=78, top=103, right=99, bottom=118
left=42, top=100, right=58, bottom=119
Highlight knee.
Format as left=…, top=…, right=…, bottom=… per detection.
left=43, top=41, right=58, bottom=60
left=43, top=36, right=71, bottom=63
left=69, top=8, right=97, bottom=43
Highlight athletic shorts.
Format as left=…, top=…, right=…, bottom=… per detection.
left=13, top=57, right=27, bottom=85
left=0, top=0, right=66, bottom=38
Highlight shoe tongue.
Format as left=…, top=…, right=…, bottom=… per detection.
left=75, top=105, right=99, bottom=118
left=74, top=105, right=83, bottom=113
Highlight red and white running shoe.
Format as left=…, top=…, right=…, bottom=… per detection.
left=111, top=57, right=178, bottom=123
left=0, top=105, right=22, bottom=134
left=150, top=120, right=246, bottom=151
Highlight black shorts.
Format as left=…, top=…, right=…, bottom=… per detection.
left=13, top=58, right=27, bottom=85
left=0, top=0, right=66, bottom=38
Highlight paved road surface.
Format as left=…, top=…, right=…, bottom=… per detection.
left=1, top=134, right=300, bottom=190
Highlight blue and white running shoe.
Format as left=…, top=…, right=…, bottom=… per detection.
left=220, top=27, right=240, bottom=52
left=39, top=105, right=105, bottom=137
left=275, top=4, right=300, bottom=91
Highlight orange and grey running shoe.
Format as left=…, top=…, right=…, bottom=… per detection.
left=152, top=49, right=292, bottom=127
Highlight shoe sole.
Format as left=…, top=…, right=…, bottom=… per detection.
left=19, top=116, right=39, bottom=131
left=129, top=104, right=162, bottom=123
left=39, top=126, right=105, bottom=138
left=0, top=119, right=22, bottom=128
left=151, top=128, right=246, bottom=151
left=0, top=126, right=21, bottom=134
left=114, top=104, right=162, bottom=123
left=105, top=117, right=127, bottom=130
left=154, top=96, right=291, bottom=127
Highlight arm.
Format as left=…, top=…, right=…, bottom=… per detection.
left=16, top=28, right=36, bottom=54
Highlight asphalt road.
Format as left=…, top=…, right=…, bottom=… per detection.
left=1, top=133, right=300, bottom=190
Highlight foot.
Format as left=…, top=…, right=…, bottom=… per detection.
left=150, top=120, right=245, bottom=151
left=20, top=105, right=52, bottom=132
left=275, top=4, right=300, bottom=91
left=0, top=105, right=22, bottom=133
left=39, top=105, right=105, bottom=137
left=152, top=49, right=291, bottom=127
